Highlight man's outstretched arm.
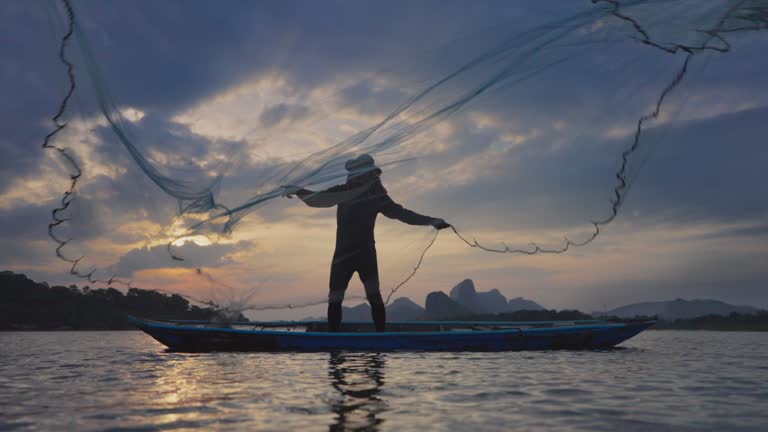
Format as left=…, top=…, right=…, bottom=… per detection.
left=282, top=184, right=367, bottom=208
left=380, top=195, right=450, bottom=229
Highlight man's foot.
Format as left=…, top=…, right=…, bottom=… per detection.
left=371, top=302, right=386, bottom=332
left=328, top=303, right=342, bottom=332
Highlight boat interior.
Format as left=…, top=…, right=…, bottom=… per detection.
left=157, top=319, right=611, bottom=333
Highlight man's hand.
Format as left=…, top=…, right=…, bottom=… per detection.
left=281, top=184, right=302, bottom=198
left=430, top=218, right=451, bottom=230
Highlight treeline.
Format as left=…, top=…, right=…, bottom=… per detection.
left=598, top=312, right=768, bottom=331
left=653, top=312, right=768, bottom=331
left=454, top=309, right=594, bottom=322
left=459, top=310, right=768, bottom=331
left=4, top=270, right=765, bottom=331
left=0, top=271, right=235, bottom=330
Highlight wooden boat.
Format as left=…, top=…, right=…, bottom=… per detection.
left=129, top=316, right=654, bottom=352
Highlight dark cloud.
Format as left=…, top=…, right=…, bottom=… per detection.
left=408, top=105, right=768, bottom=235
left=259, top=103, right=310, bottom=128
left=53, top=0, right=540, bottom=117
left=0, top=3, right=81, bottom=193
left=91, top=112, right=248, bottom=169
left=0, top=204, right=53, bottom=241
left=621, top=106, right=768, bottom=224
left=0, top=199, right=107, bottom=280
left=337, top=80, right=409, bottom=118
left=0, top=241, right=52, bottom=269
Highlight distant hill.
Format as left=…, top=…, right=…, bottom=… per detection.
left=598, top=299, right=759, bottom=320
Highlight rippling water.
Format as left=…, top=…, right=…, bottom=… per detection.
left=1, top=330, right=767, bottom=431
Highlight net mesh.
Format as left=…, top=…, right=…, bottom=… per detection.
left=42, top=0, right=768, bottom=316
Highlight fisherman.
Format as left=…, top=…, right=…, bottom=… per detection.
left=283, top=154, right=449, bottom=332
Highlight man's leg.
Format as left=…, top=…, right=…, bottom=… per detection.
left=366, top=282, right=386, bottom=333
left=328, top=252, right=355, bottom=332
left=358, top=248, right=386, bottom=332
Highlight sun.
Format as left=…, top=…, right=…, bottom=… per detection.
left=171, top=235, right=213, bottom=247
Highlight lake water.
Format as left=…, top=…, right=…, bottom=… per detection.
left=1, top=330, right=767, bottom=431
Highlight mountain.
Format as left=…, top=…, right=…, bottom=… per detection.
left=507, top=297, right=545, bottom=312
left=302, top=279, right=545, bottom=321
left=601, top=299, right=760, bottom=320
left=387, top=297, right=425, bottom=321
left=450, top=279, right=508, bottom=314
left=449, top=279, right=544, bottom=314
left=311, top=297, right=426, bottom=322
left=342, top=303, right=373, bottom=321
left=424, top=291, right=473, bottom=320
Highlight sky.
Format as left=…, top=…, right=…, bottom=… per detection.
left=1, top=0, right=767, bottom=319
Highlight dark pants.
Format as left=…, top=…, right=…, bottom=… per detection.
left=328, top=247, right=386, bottom=332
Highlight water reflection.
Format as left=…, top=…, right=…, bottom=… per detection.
left=328, top=352, right=388, bottom=431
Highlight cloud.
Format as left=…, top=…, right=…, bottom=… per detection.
left=0, top=203, right=52, bottom=241
left=398, top=105, right=768, bottom=237
left=0, top=240, right=52, bottom=269
left=113, top=240, right=253, bottom=277
left=336, top=79, right=408, bottom=118
left=43, top=0, right=534, bottom=119
left=693, top=222, right=768, bottom=240
left=0, top=4, right=82, bottom=195
left=259, top=103, right=310, bottom=128
left=2, top=1, right=767, bottom=315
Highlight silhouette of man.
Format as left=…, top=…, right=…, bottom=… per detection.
left=283, top=154, right=449, bottom=332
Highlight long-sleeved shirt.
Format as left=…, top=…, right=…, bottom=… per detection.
left=297, top=174, right=433, bottom=253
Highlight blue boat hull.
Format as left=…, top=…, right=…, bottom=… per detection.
left=130, top=317, right=655, bottom=352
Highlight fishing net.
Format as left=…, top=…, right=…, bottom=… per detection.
left=42, top=0, right=768, bottom=317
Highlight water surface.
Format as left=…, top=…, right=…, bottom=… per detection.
left=1, top=330, right=766, bottom=431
